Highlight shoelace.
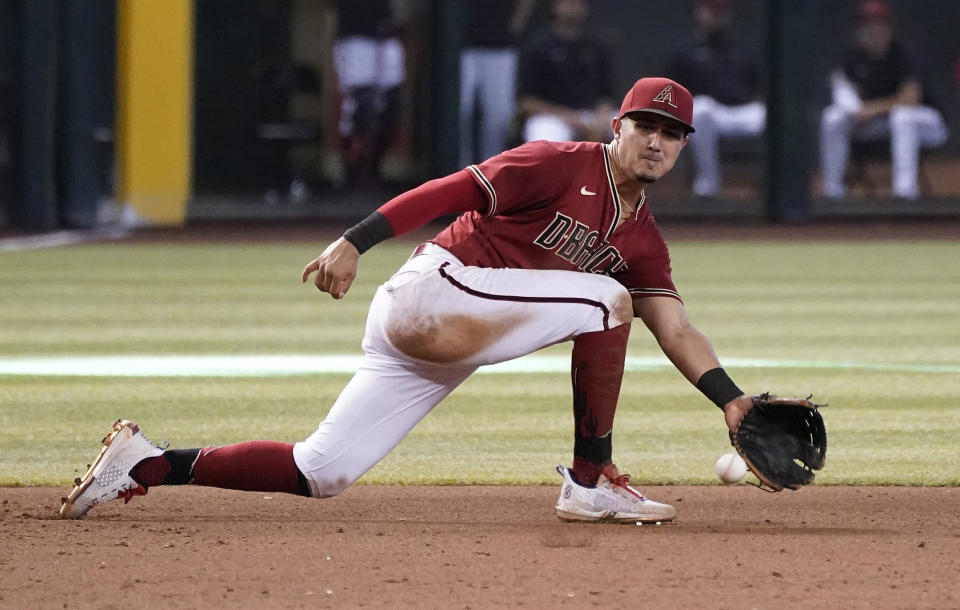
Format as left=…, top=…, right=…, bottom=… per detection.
left=143, top=430, right=170, bottom=451
left=600, top=463, right=632, bottom=487
left=116, top=484, right=147, bottom=504
left=599, top=463, right=649, bottom=500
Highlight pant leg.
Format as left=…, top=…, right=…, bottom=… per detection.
left=713, top=101, right=766, bottom=138
left=523, top=114, right=576, bottom=143
left=294, top=273, right=477, bottom=497
left=293, top=348, right=475, bottom=498
left=477, top=49, right=517, bottom=161
left=380, top=251, right=634, bottom=368
left=334, top=37, right=377, bottom=138
left=689, top=96, right=720, bottom=197
left=373, top=38, right=405, bottom=90
left=690, top=98, right=767, bottom=197
left=459, top=50, right=480, bottom=167
left=890, top=105, right=948, bottom=199
left=820, top=103, right=856, bottom=199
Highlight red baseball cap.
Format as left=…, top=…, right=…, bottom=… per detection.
left=858, top=0, right=892, bottom=21
left=618, top=77, right=695, bottom=133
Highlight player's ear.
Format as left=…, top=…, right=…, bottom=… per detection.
left=611, top=116, right=622, bottom=140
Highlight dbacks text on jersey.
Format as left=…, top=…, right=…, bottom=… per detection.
left=534, top=212, right=628, bottom=275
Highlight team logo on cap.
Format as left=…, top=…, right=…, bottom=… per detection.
left=652, top=84, right=678, bottom=108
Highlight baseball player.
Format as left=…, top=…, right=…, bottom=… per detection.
left=820, top=0, right=948, bottom=200
left=60, top=77, right=754, bottom=523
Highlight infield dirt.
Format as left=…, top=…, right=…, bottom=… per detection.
left=2, top=485, right=958, bottom=609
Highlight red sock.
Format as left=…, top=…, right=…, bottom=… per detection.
left=130, top=455, right=171, bottom=488
left=132, top=441, right=306, bottom=496
left=570, top=324, right=630, bottom=486
left=192, top=441, right=304, bottom=495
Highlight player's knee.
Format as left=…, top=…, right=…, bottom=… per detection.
left=693, top=95, right=717, bottom=116
left=889, top=106, right=915, bottom=128
left=301, top=473, right=355, bottom=499
left=821, top=105, right=851, bottom=130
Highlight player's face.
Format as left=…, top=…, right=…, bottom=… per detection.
left=614, top=113, right=688, bottom=183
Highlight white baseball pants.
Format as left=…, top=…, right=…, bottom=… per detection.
left=333, top=36, right=405, bottom=138
left=293, top=245, right=633, bottom=497
left=819, top=104, right=948, bottom=199
left=688, top=96, right=766, bottom=197
left=523, top=114, right=577, bottom=143
left=332, top=36, right=405, bottom=91
left=460, top=48, right=518, bottom=166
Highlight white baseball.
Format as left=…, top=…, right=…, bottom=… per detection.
left=714, top=453, right=747, bottom=484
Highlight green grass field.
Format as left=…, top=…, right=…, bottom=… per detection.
left=1, top=237, right=958, bottom=486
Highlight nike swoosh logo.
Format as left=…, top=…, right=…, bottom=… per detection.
left=580, top=186, right=596, bottom=196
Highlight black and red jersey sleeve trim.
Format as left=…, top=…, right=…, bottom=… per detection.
left=628, top=287, right=683, bottom=304
left=465, top=165, right=498, bottom=216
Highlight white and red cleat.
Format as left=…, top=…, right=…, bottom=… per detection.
left=554, top=464, right=676, bottom=524
left=58, top=420, right=164, bottom=519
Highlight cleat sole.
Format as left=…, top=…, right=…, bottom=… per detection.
left=555, top=509, right=674, bottom=524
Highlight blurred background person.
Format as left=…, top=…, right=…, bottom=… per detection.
left=819, top=0, right=947, bottom=200
left=459, top=0, right=535, bottom=166
left=665, top=0, right=765, bottom=199
left=332, top=0, right=406, bottom=187
left=516, top=0, right=615, bottom=143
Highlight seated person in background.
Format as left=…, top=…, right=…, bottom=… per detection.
left=332, top=0, right=406, bottom=187
left=666, top=0, right=765, bottom=198
left=820, top=0, right=947, bottom=200
left=517, top=0, right=615, bottom=143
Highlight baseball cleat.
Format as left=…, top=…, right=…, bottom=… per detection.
left=58, top=420, right=165, bottom=519
left=554, top=465, right=676, bottom=524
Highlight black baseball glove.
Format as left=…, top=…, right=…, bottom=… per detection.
left=729, top=393, right=827, bottom=491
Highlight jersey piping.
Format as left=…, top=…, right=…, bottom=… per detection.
left=601, top=143, right=647, bottom=234
left=437, top=262, right=614, bottom=331
left=466, top=165, right=498, bottom=215
left=628, top=286, right=683, bottom=303
left=600, top=143, right=622, bottom=242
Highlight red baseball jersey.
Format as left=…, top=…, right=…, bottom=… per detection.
left=430, top=140, right=681, bottom=303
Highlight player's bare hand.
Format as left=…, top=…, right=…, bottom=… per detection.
left=301, top=237, right=360, bottom=299
left=723, top=394, right=754, bottom=434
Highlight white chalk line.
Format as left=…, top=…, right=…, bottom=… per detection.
left=0, top=354, right=957, bottom=377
